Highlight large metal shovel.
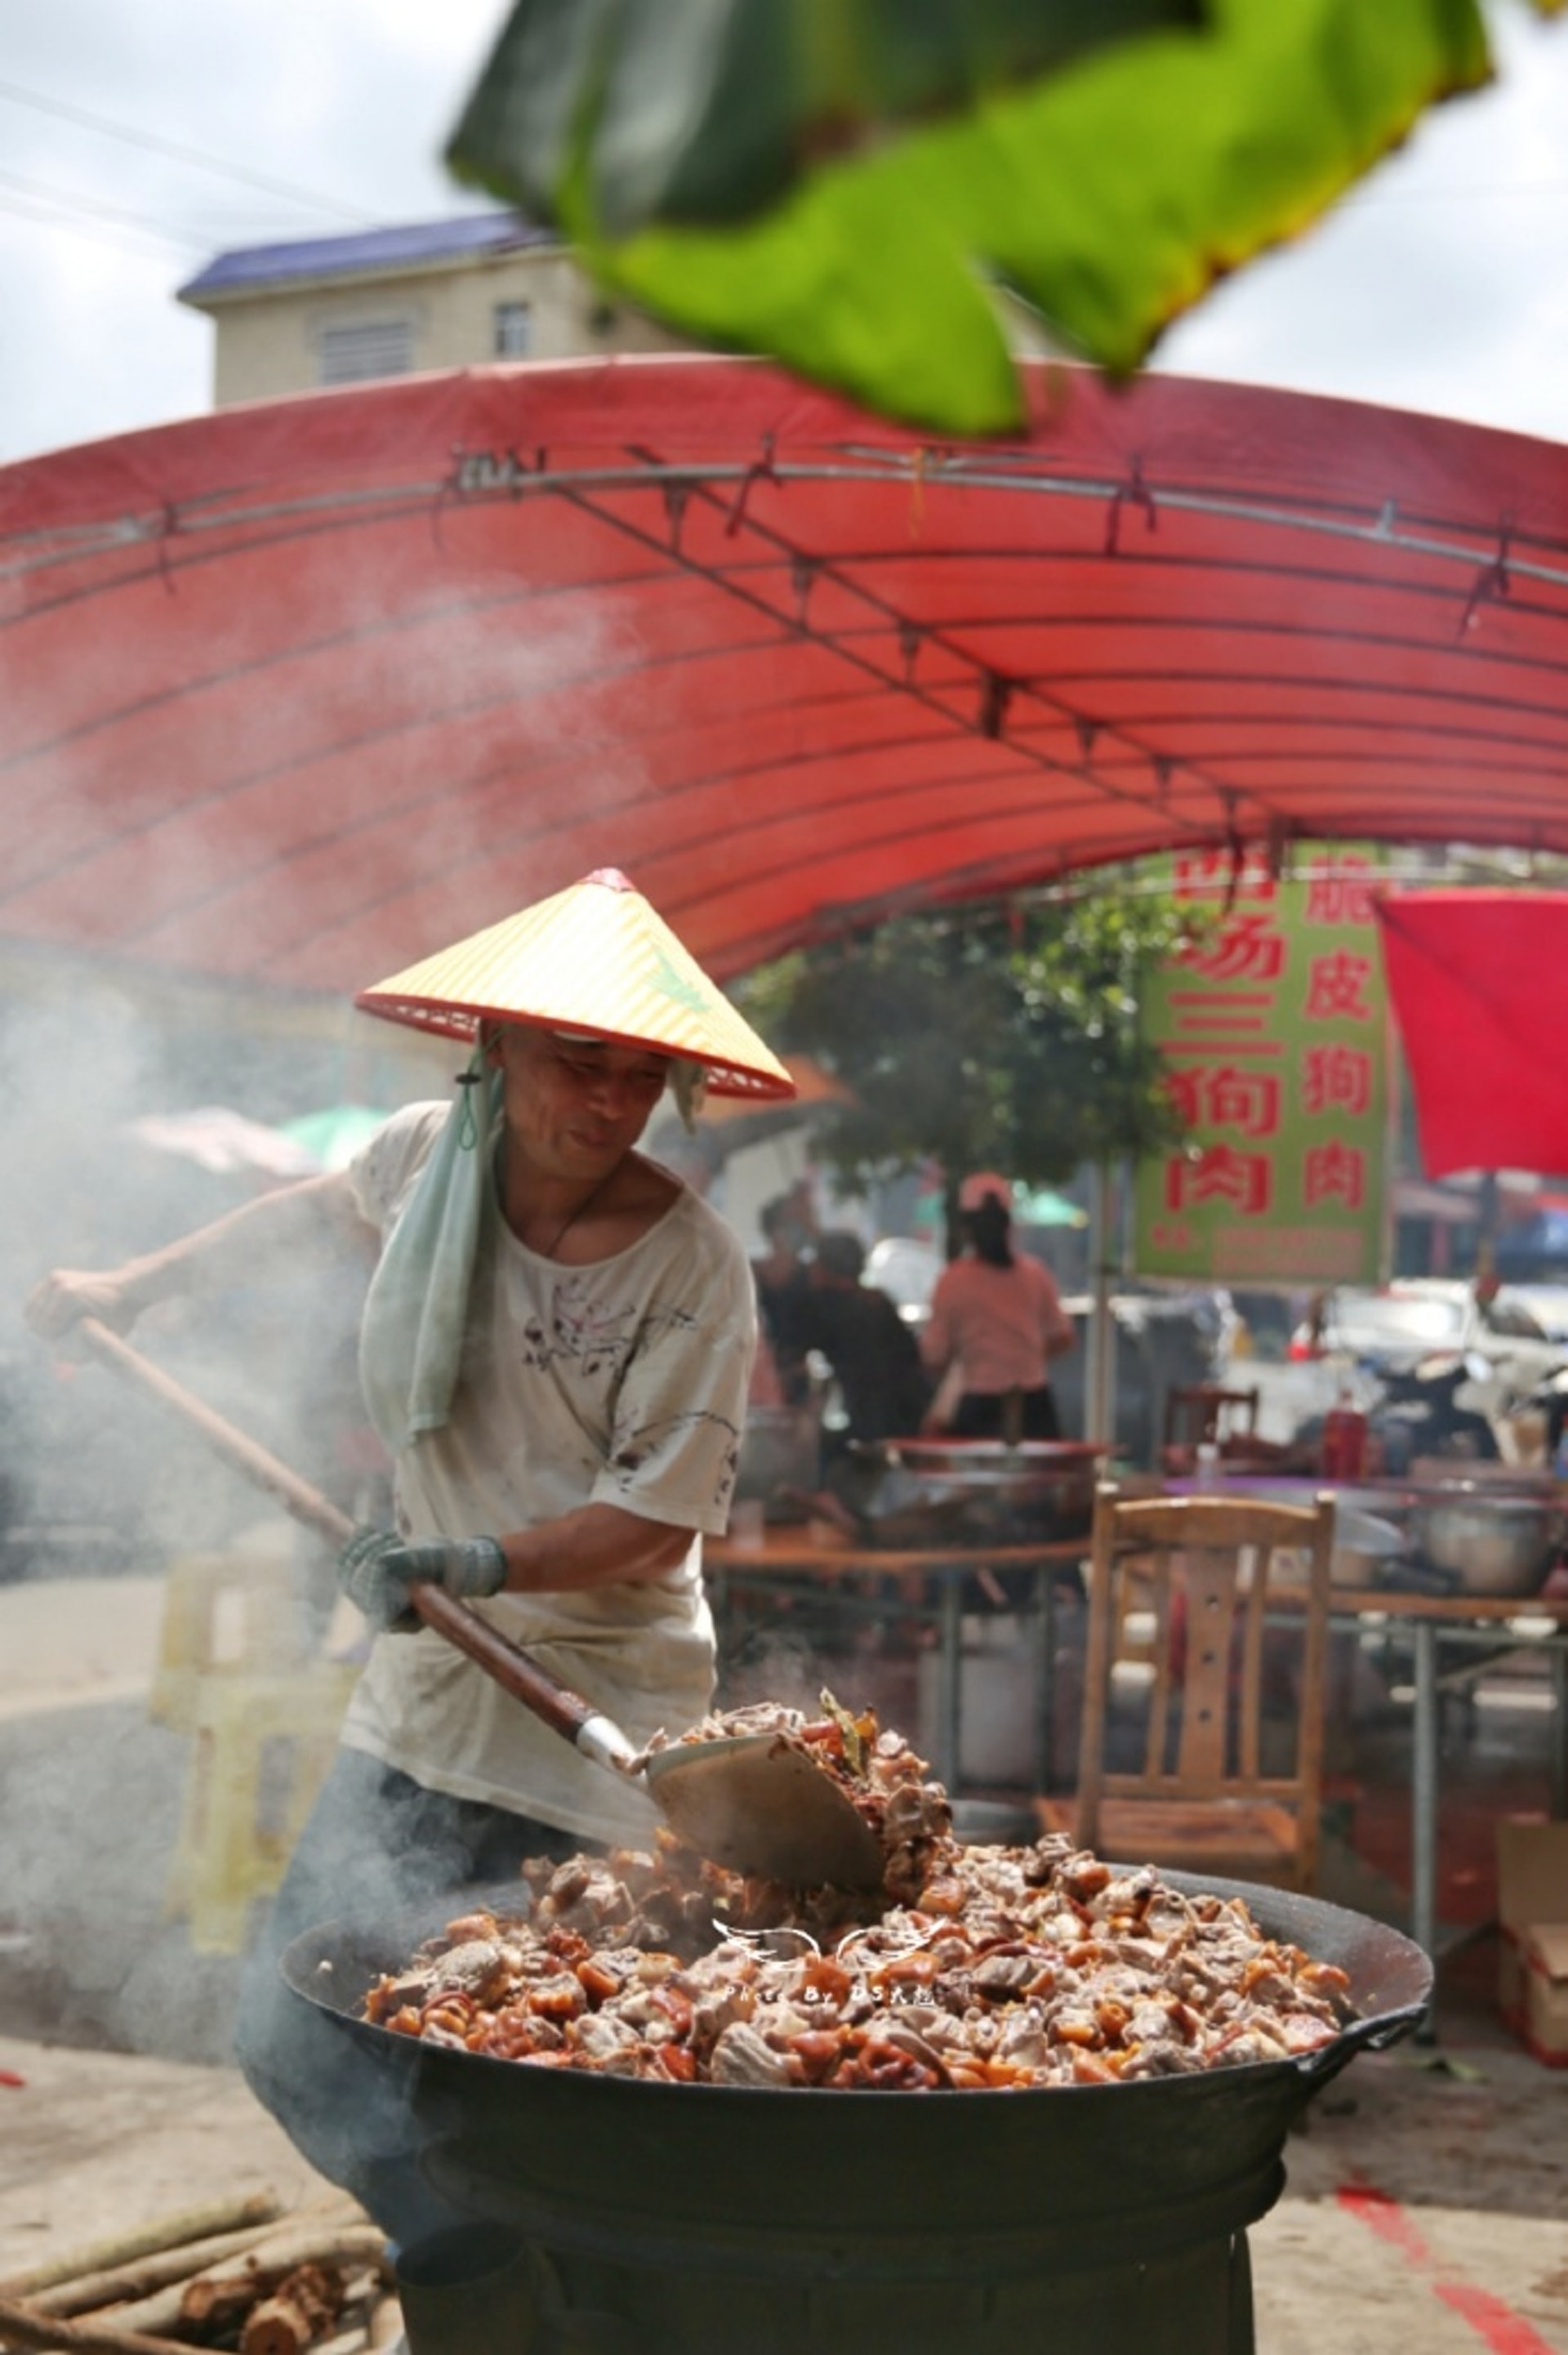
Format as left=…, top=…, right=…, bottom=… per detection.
left=74, top=1318, right=885, bottom=1889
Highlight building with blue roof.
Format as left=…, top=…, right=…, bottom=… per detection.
left=177, top=211, right=684, bottom=407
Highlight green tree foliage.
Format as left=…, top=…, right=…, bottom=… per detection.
left=735, top=888, right=1209, bottom=1201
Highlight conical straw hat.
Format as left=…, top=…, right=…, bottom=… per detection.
left=356, top=868, right=795, bottom=1101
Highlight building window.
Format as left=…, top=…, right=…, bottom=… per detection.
left=316, top=319, right=414, bottom=386
left=493, top=301, right=532, bottom=358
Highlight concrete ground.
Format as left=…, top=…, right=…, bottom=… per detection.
left=0, top=2032, right=332, bottom=2273
left=0, top=1558, right=1565, bottom=2352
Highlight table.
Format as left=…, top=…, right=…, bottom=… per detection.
left=1160, top=1472, right=1568, bottom=1955
left=1321, top=1586, right=1568, bottom=1960
left=705, top=1527, right=1087, bottom=1795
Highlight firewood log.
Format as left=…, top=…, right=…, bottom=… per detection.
left=0, top=2295, right=196, bottom=2354
left=29, top=2224, right=298, bottom=2319
left=238, top=2264, right=342, bottom=2355
left=108, top=2228, right=385, bottom=2340
left=366, top=2291, right=405, bottom=2348
left=0, top=2196, right=283, bottom=2303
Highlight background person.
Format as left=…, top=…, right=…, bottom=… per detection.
left=24, top=866, right=793, bottom=2247
left=920, top=1171, right=1076, bottom=1443
left=802, top=1228, right=932, bottom=1450
left=750, top=1187, right=817, bottom=1407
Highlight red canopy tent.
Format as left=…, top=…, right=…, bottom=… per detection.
left=3, top=355, right=1568, bottom=997
left=1374, top=890, right=1568, bottom=1180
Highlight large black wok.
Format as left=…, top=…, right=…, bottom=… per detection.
left=281, top=1871, right=1430, bottom=2272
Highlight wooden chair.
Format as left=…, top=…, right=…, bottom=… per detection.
left=1160, top=1382, right=1265, bottom=1474
left=1036, top=1482, right=1335, bottom=1891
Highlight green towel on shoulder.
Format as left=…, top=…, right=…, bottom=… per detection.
left=359, top=1067, right=502, bottom=1456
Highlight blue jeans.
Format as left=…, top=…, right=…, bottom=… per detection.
left=234, top=1748, right=581, bottom=2244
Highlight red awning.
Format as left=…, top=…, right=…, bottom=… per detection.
left=4, top=355, right=1568, bottom=1000
left=1375, top=890, right=1568, bottom=1179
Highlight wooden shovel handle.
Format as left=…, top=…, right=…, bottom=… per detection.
left=74, top=1318, right=607, bottom=1747
left=79, top=1318, right=355, bottom=1546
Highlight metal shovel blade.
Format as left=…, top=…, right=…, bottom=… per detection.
left=644, top=1733, right=887, bottom=1888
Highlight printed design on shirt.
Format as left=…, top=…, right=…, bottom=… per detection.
left=514, top=1277, right=681, bottom=1380
left=608, top=1407, right=742, bottom=1506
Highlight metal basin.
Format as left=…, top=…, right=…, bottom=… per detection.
left=733, top=1404, right=822, bottom=1515
left=1163, top=1474, right=1410, bottom=1588
left=855, top=1438, right=1107, bottom=1546
left=1409, top=1479, right=1565, bottom=1596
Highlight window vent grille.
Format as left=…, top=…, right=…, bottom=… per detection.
left=318, top=319, right=414, bottom=385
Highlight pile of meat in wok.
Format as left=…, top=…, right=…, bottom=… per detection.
left=360, top=1699, right=1354, bottom=2091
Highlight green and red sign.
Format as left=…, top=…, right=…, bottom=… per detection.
left=1133, top=845, right=1392, bottom=1286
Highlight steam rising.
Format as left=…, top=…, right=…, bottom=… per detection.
left=0, top=531, right=800, bottom=2081
left=0, top=980, right=379, bottom=2063
left=0, top=549, right=630, bottom=2072
left=0, top=978, right=372, bottom=1565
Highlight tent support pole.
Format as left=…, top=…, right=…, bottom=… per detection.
left=1085, top=1160, right=1116, bottom=1449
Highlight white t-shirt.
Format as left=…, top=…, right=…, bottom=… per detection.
left=337, top=1103, right=757, bottom=1844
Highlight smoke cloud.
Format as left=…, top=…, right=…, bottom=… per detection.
left=0, top=529, right=642, bottom=2073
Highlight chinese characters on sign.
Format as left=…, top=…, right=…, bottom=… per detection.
left=1133, top=848, right=1392, bottom=1284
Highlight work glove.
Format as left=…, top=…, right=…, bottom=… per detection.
left=336, top=1527, right=507, bottom=1634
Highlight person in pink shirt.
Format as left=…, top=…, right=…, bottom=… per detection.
left=920, top=1172, right=1076, bottom=1441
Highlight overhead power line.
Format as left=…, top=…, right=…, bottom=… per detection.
left=0, top=74, right=379, bottom=226
left=0, top=188, right=198, bottom=268
left=0, top=166, right=215, bottom=256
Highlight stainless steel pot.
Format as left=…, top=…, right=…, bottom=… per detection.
left=1410, top=1479, right=1565, bottom=1596
left=1154, top=1474, right=1410, bottom=1589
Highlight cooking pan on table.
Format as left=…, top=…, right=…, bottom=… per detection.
left=279, top=1872, right=1432, bottom=2262
left=837, top=1437, right=1106, bottom=1548
left=72, top=1319, right=884, bottom=1889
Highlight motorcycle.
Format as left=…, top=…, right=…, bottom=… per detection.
left=1292, top=1349, right=1500, bottom=1477
left=1525, top=1363, right=1568, bottom=1470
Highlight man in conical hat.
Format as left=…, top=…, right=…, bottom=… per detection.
left=27, top=868, right=792, bottom=2243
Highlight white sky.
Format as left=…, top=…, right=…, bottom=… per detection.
left=1, top=0, right=1566, bottom=468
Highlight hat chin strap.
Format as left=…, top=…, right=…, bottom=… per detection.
left=670, top=1059, right=706, bottom=1132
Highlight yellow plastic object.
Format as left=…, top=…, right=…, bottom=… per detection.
left=163, top=1660, right=360, bottom=1954
left=149, top=1549, right=307, bottom=1733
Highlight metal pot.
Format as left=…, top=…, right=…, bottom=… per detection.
left=1409, top=1478, right=1566, bottom=1595
left=1143, top=1474, right=1410, bottom=1589
left=849, top=1438, right=1106, bottom=1547
left=733, top=1404, right=822, bottom=1512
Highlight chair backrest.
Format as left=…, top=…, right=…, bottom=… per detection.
left=1161, top=1383, right=1261, bottom=1453
left=1073, top=1481, right=1334, bottom=1884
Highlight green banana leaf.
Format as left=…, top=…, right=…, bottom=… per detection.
left=448, top=0, right=1205, bottom=238
left=447, top=0, right=1559, bottom=435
